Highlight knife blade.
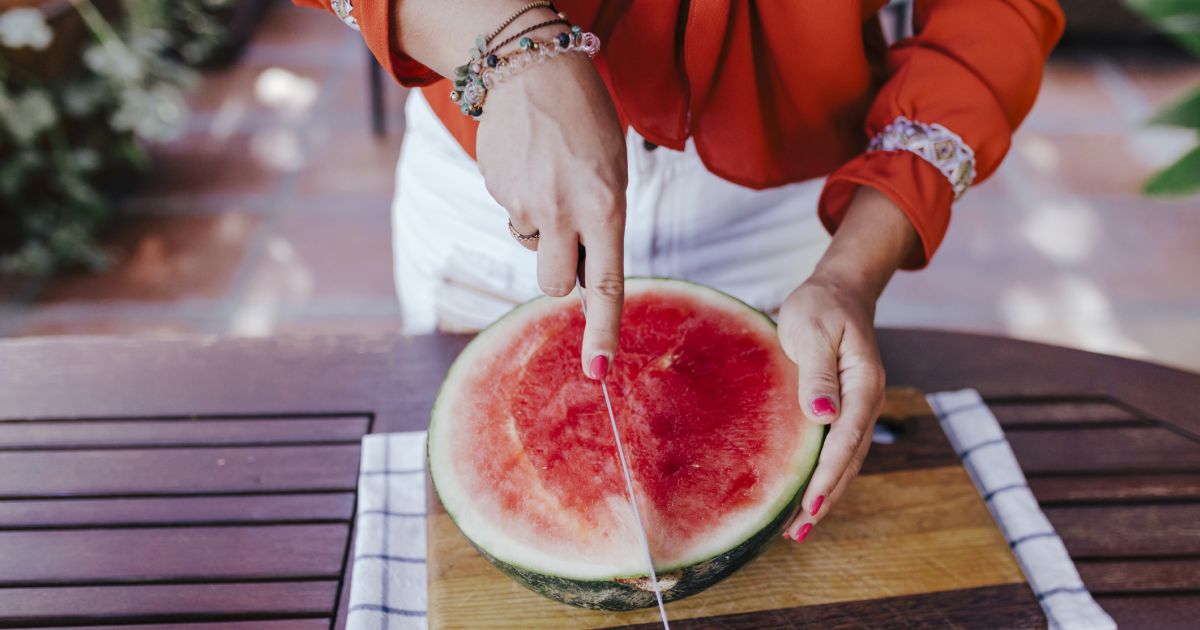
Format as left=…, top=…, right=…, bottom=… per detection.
left=576, top=282, right=670, bottom=629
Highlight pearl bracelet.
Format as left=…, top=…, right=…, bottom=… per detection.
left=451, top=26, right=601, bottom=119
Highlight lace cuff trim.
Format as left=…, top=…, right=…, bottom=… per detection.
left=867, top=116, right=976, bottom=200
left=332, top=0, right=360, bottom=31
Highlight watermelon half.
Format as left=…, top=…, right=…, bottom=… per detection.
left=428, top=278, right=824, bottom=610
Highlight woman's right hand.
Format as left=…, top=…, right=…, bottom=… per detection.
left=393, top=1, right=628, bottom=377
left=475, top=51, right=628, bottom=380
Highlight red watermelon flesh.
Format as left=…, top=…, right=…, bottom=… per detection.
left=428, top=278, right=824, bottom=609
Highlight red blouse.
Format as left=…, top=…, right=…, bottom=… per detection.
left=295, top=0, right=1064, bottom=268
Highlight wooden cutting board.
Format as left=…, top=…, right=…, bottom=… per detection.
left=426, top=388, right=1043, bottom=629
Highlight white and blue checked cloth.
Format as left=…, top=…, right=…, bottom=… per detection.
left=347, top=432, right=428, bottom=629
left=928, top=389, right=1115, bottom=630
left=347, top=390, right=1115, bottom=629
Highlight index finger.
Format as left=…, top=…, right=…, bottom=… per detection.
left=578, top=219, right=624, bottom=380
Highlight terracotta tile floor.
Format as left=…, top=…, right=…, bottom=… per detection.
left=1, top=4, right=1197, bottom=374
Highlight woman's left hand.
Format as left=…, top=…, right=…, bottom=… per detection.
left=777, top=272, right=885, bottom=543
left=774, top=185, right=920, bottom=544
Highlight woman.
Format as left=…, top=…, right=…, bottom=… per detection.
left=297, top=0, right=1063, bottom=543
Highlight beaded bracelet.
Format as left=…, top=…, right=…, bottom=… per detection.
left=485, top=1, right=554, bottom=42
left=486, top=16, right=569, bottom=57
left=451, top=26, right=601, bottom=119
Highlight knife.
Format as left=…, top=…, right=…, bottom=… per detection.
left=576, top=280, right=670, bottom=629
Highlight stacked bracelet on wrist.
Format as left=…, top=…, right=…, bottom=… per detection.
left=451, top=16, right=600, bottom=119
left=484, top=1, right=553, bottom=42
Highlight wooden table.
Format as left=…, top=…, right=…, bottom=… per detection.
left=0, top=329, right=1197, bottom=629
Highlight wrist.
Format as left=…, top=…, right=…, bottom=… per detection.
left=396, top=0, right=560, bottom=78
left=805, top=266, right=881, bottom=309
left=484, top=49, right=594, bottom=104
left=810, top=186, right=917, bottom=301
left=457, top=22, right=599, bottom=118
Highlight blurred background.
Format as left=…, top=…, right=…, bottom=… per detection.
left=0, top=0, right=1197, bottom=370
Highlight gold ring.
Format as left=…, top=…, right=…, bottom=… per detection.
left=508, top=220, right=540, bottom=242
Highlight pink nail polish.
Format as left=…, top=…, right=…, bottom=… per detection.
left=810, top=495, right=824, bottom=517
left=794, top=522, right=813, bottom=544
left=812, top=396, right=836, bottom=417
left=589, top=354, right=609, bottom=381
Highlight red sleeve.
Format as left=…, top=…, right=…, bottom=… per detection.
left=818, top=0, right=1064, bottom=268
left=291, top=0, right=441, bottom=87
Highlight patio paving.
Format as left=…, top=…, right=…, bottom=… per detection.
left=0, top=3, right=1197, bottom=372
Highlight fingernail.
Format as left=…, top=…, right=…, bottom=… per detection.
left=793, top=522, right=813, bottom=544
left=810, top=495, right=824, bottom=517
left=589, top=354, right=609, bottom=381
left=812, top=396, right=836, bottom=417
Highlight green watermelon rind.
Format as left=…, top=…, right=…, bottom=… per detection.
left=427, top=277, right=826, bottom=610
left=468, top=462, right=819, bottom=611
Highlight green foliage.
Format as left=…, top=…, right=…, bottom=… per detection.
left=1148, top=84, right=1200, bottom=128
left=1143, top=145, right=1200, bottom=194
left=1126, top=0, right=1200, bottom=56
left=0, top=0, right=206, bottom=275
left=1126, top=0, right=1200, bottom=196
left=166, top=0, right=240, bottom=66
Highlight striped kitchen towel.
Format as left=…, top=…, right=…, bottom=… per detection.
left=927, top=389, right=1116, bottom=630
left=347, top=431, right=429, bottom=630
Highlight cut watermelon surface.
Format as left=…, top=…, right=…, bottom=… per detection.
left=428, top=278, right=824, bottom=610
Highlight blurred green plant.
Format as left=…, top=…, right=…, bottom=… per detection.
left=166, top=0, right=241, bottom=66
left=0, top=0, right=197, bottom=275
left=1125, top=0, right=1200, bottom=196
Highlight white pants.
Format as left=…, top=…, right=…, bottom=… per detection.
left=393, top=91, right=831, bottom=333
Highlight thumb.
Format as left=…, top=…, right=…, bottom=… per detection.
left=787, top=326, right=842, bottom=424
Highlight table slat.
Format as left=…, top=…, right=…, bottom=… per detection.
left=1029, top=473, right=1200, bottom=504
left=0, top=416, right=369, bottom=449
left=0, top=494, right=354, bottom=529
left=1077, top=557, right=1200, bottom=594
left=988, top=400, right=1141, bottom=427
left=1095, top=594, right=1200, bottom=630
left=1010, top=427, right=1200, bottom=474
left=0, top=445, right=361, bottom=497
left=37, top=622, right=331, bottom=630
left=0, top=581, right=337, bottom=624
left=0, top=525, right=348, bottom=585
left=1046, top=504, right=1200, bottom=557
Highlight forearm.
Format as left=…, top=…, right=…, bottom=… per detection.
left=811, top=186, right=918, bottom=301
left=396, top=0, right=559, bottom=78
